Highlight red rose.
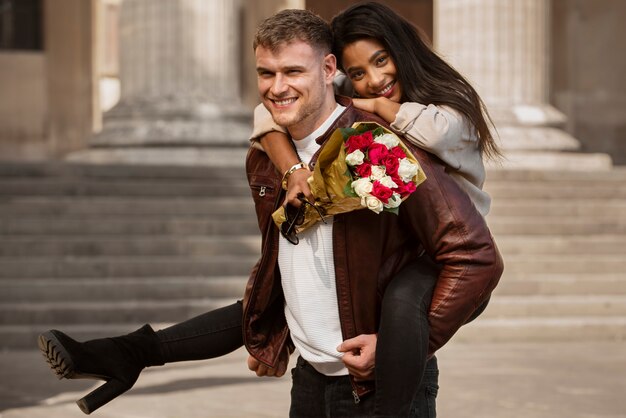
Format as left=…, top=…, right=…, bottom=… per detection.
left=382, top=155, right=400, bottom=176
left=354, top=162, right=372, bottom=178
left=367, top=143, right=389, bottom=165
left=345, top=131, right=374, bottom=154
left=390, top=174, right=403, bottom=188
left=389, top=146, right=406, bottom=159
left=371, top=181, right=393, bottom=203
left=396, top=180, right=417, bottom=197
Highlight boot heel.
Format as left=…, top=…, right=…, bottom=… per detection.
left=76, top=378, right=131, bottom=415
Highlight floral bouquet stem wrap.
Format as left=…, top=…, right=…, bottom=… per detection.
left=272, top=122, right=426, bottom=233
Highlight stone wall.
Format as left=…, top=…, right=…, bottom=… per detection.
left=552, top=0, right=626, bottom=164
left=0, top=52, right=48, bottom=160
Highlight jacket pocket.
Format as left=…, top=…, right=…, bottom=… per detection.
left=249, top=176, right=279, bottom=233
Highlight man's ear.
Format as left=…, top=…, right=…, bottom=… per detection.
left=323, top=53, right=337, bottom=84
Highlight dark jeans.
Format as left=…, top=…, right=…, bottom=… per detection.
left=154, top=257, right=441, bottom=417
left=409, top=356, right=439, bottom=418
left=289, top=356, right=438, bottom=418
left=156, top=301, right=244, bottom=362
left=375, top=255, right=439, bottom=416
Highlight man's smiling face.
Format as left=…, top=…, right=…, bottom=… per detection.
left=255, top=40, right=335, bottom=139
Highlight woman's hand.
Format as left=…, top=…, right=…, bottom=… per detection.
left=285, top=167, right=313, bottom=207
left=352, top=98, right=378, bottom=114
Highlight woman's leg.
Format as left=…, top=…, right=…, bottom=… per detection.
left=39, top=301, right=244, bottom=413
left=408, top=356, right=439, bottom=418
left=374, top=255, right=438, bottom=417
left=157, top=300, right=244, bottom=362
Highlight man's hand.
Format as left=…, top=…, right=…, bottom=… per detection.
left=247, top=346, right=291, bottom=378
left=337, top=334, right=377, bottom=381
left=285, top=168, right=313, bottom=207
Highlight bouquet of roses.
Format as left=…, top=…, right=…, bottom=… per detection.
left=272, top=122, right=426, bottom=233
left=343, top=124, right=423, bottom=214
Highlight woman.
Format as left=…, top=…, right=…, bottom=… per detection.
left=39, top=3, right=499, bottom=416
left=252, top=2, right=499, bottom=416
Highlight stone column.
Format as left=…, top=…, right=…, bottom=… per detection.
left=433, top=0, right=611, bottom=169
left=92, top=0, right=251, bottom=148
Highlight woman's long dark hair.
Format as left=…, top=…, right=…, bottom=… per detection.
left=331, top=2, right=501, bottom=159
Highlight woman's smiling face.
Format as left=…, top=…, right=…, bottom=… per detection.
left=341, top=38, right=402, bottom=103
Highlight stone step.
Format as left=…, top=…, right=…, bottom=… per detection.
left=0, top=298, right=238, bottom=325
left=66, top=146, right=251, bottom=168
left=2, top=161, right=625, bottom=182
left=484, top=167, right=626, bottom=182
left=484, top=183, right=626, bottom=199
left=2, top=197, right=624, bottom=221
left=495, top=235, right=626, bottom=255
left=9, top=293, right=625, bottom=326
left=0, top=160, right=246, bottom=180
left=488, top=217, right=626, bottom=235
left=0, top=218, right=261, bottom=235
left=0, top=196, right=255, bottom=217
left=489, top=199, right=626, bottom=218
left=5, top=315, right=626, bottom=350
left=1, top=253, right=620, bottom=279
left=2, top=198, right=623, bottom=226
left=454, top=316, right=626, bottom=343
left=0, top=276, right=248, bottom=302
left=0, top=178, right=250, bottom=197
left=3, top=216, right=622, bottom=236
left=3, top=177, right=626, bottom=200
left=1, top=234, right=623, bottom=258
left=0, top=236, right=261, bottom=257
left=484, top=295, right=626, bottom=317
left=0, top=255, right=259, bottom=278
left=502, top=255, right=626, bottom=274
left=494, top=273, right=626, bottom=296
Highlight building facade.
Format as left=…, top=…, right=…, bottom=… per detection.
left=0, top=0, right=624, bottom=164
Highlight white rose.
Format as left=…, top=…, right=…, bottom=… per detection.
left=362, top=195, right=384, bottom=214
left=370, top=165, right=386, bottom=180
left=345, top=149, right=365, bottom=166
left=384, top=193, right=402, bottom=209
left=398, top=158, right=419, bottom=182
left=374, top=133, right=400, bottom=149
left=379, top=175, right=398, bottom=189
left=351, top=177, right=373, bottom=197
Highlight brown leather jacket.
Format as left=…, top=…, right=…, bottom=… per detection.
left=242, top=97, right=503, bottom=397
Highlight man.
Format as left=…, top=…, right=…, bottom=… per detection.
left=243, top=9, right=502, bottom=417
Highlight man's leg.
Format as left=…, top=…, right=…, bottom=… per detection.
left=289, top=356, right=376, bottom=418
left=409, top=356, right=439, bottom=418
left=289, top=356, right=328, bottom=418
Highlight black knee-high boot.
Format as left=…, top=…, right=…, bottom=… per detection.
left=39, top=324, right=164, bottom=414
left=38, top=301, right=244, bottom=415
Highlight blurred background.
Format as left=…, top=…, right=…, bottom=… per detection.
left=0, top=1, right=625, bottom=417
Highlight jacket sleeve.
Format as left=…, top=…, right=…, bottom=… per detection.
left=390, top=103, right=480, bottom=173
left=400, top=146, right=504, bottom=355
left=249, top=103, right=287, bottom=143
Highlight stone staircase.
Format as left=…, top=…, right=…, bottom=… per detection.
left=1, top=161, right=625, bottom=349
left=456, top=168, right=626, bottom=342
left=0, top=161, right=258, bottom=349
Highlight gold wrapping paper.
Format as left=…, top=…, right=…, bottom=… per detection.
left=272, top=122, right=427, bottom=234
